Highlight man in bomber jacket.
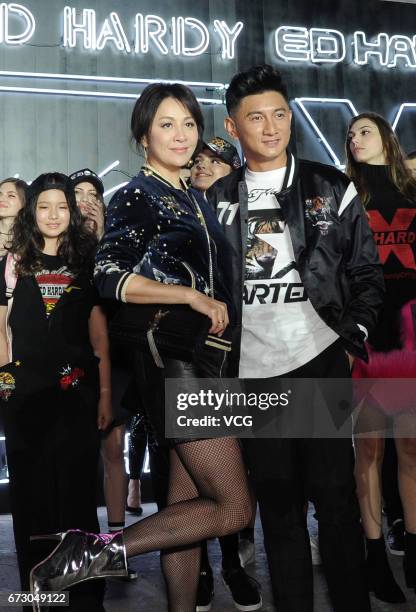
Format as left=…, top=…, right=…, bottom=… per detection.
left=206, top=65, right=384, bottom=612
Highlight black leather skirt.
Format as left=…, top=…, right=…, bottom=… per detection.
left=131, top=351, right=222, bottom=447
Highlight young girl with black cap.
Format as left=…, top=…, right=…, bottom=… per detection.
left=69, top=168, right=106, bottom=239
left=0, top=172, right=111, bottom=611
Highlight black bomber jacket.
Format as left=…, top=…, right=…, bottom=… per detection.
left=206, top=153, right=385, bottom=375
left=94, top=171, right=235, bottom=315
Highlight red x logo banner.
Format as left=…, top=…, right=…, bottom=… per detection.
left=368, top=208, right=416, bottom=270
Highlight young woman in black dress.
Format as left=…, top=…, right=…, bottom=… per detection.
left=347, top=112, right=416, bottom=604
left=0, top=173, right=112, bottom=611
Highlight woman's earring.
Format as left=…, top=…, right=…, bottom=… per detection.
left=142, top=145, right=148, bottom=164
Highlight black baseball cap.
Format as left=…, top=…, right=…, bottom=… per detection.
left=194, top=137, right=241, bottom=170
left=27, top=172, right=73, bottom=202
left=69, top=168, right=104, bottom=195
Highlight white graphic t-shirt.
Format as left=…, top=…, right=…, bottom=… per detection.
left=239, top=167, right=338, bottom=378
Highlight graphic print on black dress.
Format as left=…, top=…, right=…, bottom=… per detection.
left=35, top=265, right=74, bottom=317
left=368, top=208, right=416, bottom=275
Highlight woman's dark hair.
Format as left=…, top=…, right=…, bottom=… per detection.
left=0, top=177, right=28, bottom=207
left=131, top=83, right=204, bottom=153
left=225, top=64, right=289, bottom=116
left=345, top=112, right=416, bottom=205
left=10, top=172, right=97, bottom=276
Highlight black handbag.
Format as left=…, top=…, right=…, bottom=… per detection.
left=109, top=303, right=232, bottom=372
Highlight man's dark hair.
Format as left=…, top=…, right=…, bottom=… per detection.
left=408, top=151, right=416, bottom=160
left=131, top=83, right=204, bottom=151
left=225, top=64, right=289, bottom=116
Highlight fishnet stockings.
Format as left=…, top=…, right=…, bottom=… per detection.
left=124, top=437, right=251, bottom=612
left=160, top=449, right=200, bottom=611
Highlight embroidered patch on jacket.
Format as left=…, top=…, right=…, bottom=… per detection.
left=0, top=372, right=16, bottom=401
left=59, top=365, right=85, bottom=390
left=305, top=196, right=333, bottom=236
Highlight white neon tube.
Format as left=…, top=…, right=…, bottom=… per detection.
left=0, top=85, right=224, bottom=105
left=103, top=181, right=129, bottom=198
left=294, top=97, right=359, bottom=166
left=98, top=160, right=120, bottom=177
left=0, top=69, right=225, bottom=90
left=392, top=103, right=416, bottom=131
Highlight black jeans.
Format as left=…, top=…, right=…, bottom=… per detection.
left=243, top=341, right=371, bottom=612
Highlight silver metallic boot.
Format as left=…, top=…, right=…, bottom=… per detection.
left=30, top=529, right=128, bottom=611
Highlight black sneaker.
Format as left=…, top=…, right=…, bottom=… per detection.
left=387, top=520, right=405, bottom=556
left=222, top=567, right=262, bottom=611
left=196, top=569, right=214, bottom=612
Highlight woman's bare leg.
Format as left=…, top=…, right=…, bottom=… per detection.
left=395, top=415, right=416, bottom=534
left=355, top=436, right=385, bottom=538
left=354, top=404, right=387, bottom=538
left=101, top=425, right=127, bottom=527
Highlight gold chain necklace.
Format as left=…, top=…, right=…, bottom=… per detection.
left=142, top=164, right=187, bottom=191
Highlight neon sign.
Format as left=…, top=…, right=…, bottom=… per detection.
left=275, top=27, right=346, bottom=64
left=0, top=3, right=414, bottom=69
left=0, top=2, right=35, bottom=44
left=275, top=26, right=416, bottom=69
left=0, top=3, right=244, bottom=60
left=62, top=7, right=243, bottom=60
left=213, top=20, right=244, bottom=60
